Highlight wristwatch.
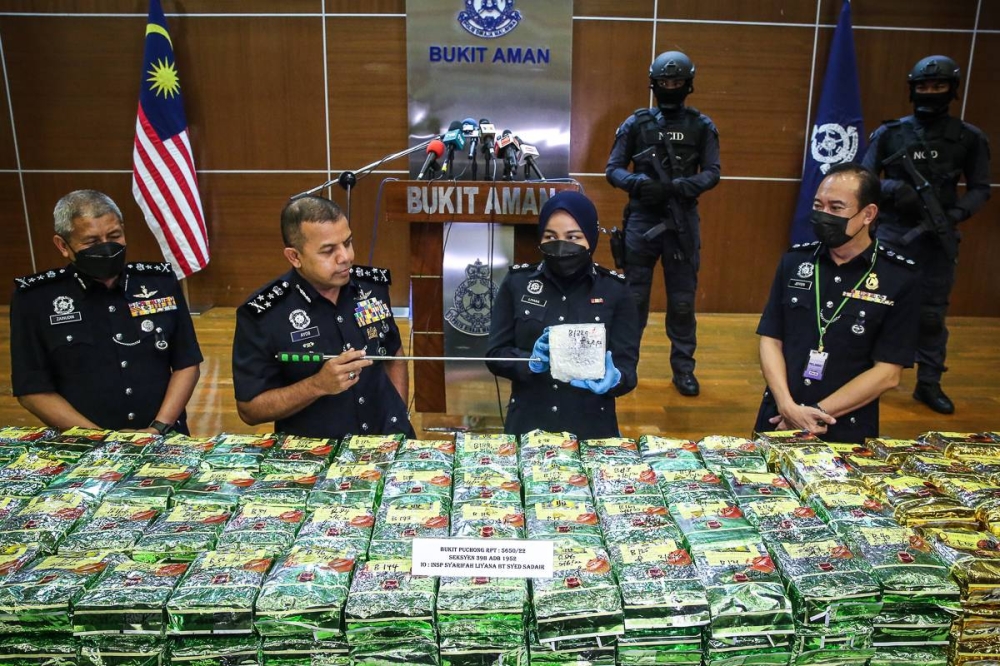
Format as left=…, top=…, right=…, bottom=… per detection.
left=149, top=420, right=174, bottom=436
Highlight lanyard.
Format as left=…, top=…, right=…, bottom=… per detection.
left=813, top=249, right=877, bottom=352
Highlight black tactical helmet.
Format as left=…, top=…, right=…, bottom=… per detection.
left=649, top=51, right=695, bottom=81
left=908, top=55, right=961, bottom=86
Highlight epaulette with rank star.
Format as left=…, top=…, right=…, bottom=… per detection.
left=508, top=263, right=538, bottom=273
left=594, top=264, right=627, bottom=282
left=877, top=244, right=918, bottom=268
left=242, top=278, right=291, bottom=317
left=350, top=264, right=391, bottom=285
left=789, top=241, right=821, bottom=252
left=13, top=267, right=71, bottom=291
left=127, top=261, right=173, bottom=275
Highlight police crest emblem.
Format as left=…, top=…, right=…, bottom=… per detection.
left=865, top=273, right=879, bottom=291
left=797, top=262, right=814, bottom=279
left=457, top=0, right=522, bottom=39
left=289, top=309, right=311, bottom=331
left=810, top=122, right=860, bottom=174
left=527, top=280, right=543, bottom=295
left=53, top=296, right=74, bottom=315
left=445, top=259, right=499, bottom=337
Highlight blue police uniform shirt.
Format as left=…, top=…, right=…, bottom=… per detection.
left=755, top=241, right=921, bottom=444
left=486, top=261, right=640, bottom=441
left=10, top=262, right=203, bottom=431
left=232, top=265, right=413, bottom=440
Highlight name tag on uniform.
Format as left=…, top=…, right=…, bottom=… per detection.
left=290, top=327, right=320, bottom=343
left=129, top=296, right=177, bottom=317
left=788, top=279, right=812, bottom=290
left=521, top=295, right=546, bottom=308
left=50, top=312, right=82, bottom=325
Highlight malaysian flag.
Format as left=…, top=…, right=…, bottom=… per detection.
left=132, top=0, right=209, bottom=278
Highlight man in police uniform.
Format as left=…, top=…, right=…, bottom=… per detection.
left=606, top=50, right=721, bottom=397
left=862, top=55, right=991, bottom=415
left=755, top=164, right=921, bottom=445
left=10, top=190, right=203, bottom=434
left=232, top=195, right=413, bottom=440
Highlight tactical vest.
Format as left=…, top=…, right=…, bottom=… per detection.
left=880, top=116, right=972, bottom=209
left=631, top=107, right=706, bottom=180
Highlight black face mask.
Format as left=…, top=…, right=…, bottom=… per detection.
left=653, top=85, right=689, bottom=109
left=73, top=242, right=127, bottom=281
left=539, top=240, right=591, bottom=279
left=912, top=91, right=951, bottom=119
left=810, top=210, right=863, bottom=249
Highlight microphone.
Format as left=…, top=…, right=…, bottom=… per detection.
left=516, top=137, right=545, bottom=180
left=442, top=121, right=466, bottom=152
left=417, top=139, right=446, bottom=180
left=478, top=119, right=497, bottom=158
left=495, top=130, right=519, bottom=180
left=463, top=118, right=480, bottom=160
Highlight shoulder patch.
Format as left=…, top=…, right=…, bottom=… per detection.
left=13, top=268, right=70, bottom=291
left=594, top=264, right=627, bottom=282
left=877, top=244, right=918, bottom=268
left=508, top=263, right=537, bottom=273
left=350, top=264, right=391, bottom=285
left=128, top=261, right=173, bottom=275
left=633, top=107, right=654, bottom=118
left=242, top=278, right=291, bottom=317
left=789, top=241, right=821, bottom=252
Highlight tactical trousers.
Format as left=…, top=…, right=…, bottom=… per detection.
left=878, top=226, right=955, bottom=384
left=624, top=223, right=700, bottom=374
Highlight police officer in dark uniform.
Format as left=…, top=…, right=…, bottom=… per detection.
left=10, top=190, right=202, bottom=434
left=232, top=195, right=413, bottom=440
left=606, top=50, right=721, bottom=397
left=755, top=164, right=921, bottom=445
left=486, top=191, right=640, bottom=441
left=862, top=55, right=991, bottom=415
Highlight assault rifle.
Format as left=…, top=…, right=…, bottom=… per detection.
left=883, top=143, right=959, bottom=261
left=632, top=144, right=696, bottom=261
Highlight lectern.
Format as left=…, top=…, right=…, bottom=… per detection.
left=381, top=180, right=580, bottom=412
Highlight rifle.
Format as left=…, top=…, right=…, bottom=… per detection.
left=632, top=144, right=696, bottom=261
left=882, top=134, right=959, bottom=261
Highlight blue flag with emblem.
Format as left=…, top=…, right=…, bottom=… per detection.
left=790, top=0, right=865, bottom=244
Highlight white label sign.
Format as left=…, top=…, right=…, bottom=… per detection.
left=411, top=538, right=554, bottom=578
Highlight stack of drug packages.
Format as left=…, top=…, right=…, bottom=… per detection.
left=654, top=435, right=793, bottom=665
left=525, top=431, right=622, bottom=666
left=341, top=433, right=445, bottom=666
left=440, top=433, right=528, bottom=666
left=867, top=432, right=1000, bottom=666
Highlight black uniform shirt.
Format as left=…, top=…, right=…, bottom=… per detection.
left=486, top=261, right=640, bottom=441
left=10, top=262, right=203, bottom=430
left=232, top=266, right=413, bottom=440
left=756, top=241, right=920, bottom=441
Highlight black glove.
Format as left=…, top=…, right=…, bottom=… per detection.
left=636, top=179, right=674, bottom=207
left=892, top=183, right=923, bottom=218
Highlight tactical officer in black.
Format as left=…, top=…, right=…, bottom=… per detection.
left=232, top=195, right=413, bottom=441
left=606, top=51, right=720, bottom=397
left=486, top=191, right=640, bottom=441
left=10, top=190, right=202, bottom=434
left=755, top=164, right=920, bottom=445
left=862, top=55, right=991, bottom=415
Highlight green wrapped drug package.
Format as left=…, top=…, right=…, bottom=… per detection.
left=166, top=549, right=272, bottom=635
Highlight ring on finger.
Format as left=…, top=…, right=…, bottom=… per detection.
left=348, top=371, right=357, bottom=380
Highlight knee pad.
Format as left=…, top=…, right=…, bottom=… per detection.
left=919, top=309, right=943, bottom=337
left=668, top=300, right=695, bottom=327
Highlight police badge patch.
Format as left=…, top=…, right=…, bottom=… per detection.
left=797, top=262, right=814, bottom=279
left=289, top=309, right=311, bottom=331
left=527, top=280, right=543, bottom=295
left=445, top=259, right=498, bottom=337
left=457, top=0, right=521, bottom=39
left=49, top=295, right=81, bottom=325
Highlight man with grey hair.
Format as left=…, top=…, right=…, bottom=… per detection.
left=10, top=189, right=202, bottom=434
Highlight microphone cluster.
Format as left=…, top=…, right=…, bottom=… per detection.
left=418, top=117, right=545, bottom=181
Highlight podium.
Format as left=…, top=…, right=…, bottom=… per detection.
left=382, top=180, right=580, bottom=413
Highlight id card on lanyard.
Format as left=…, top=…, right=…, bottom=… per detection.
left=804, top=250, right=877, bottom=382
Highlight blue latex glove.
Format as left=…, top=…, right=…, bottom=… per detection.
left=528, top=328, right=550, bottom=373
left=570, top=351, right=621, bottom=395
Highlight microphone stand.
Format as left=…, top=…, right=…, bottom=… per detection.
left=524, top=159, right=546, bottom=181
left=294, top=139, right=434, bottom=219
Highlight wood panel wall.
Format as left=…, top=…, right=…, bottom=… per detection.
left=0, top=0, right=996, bottom=316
